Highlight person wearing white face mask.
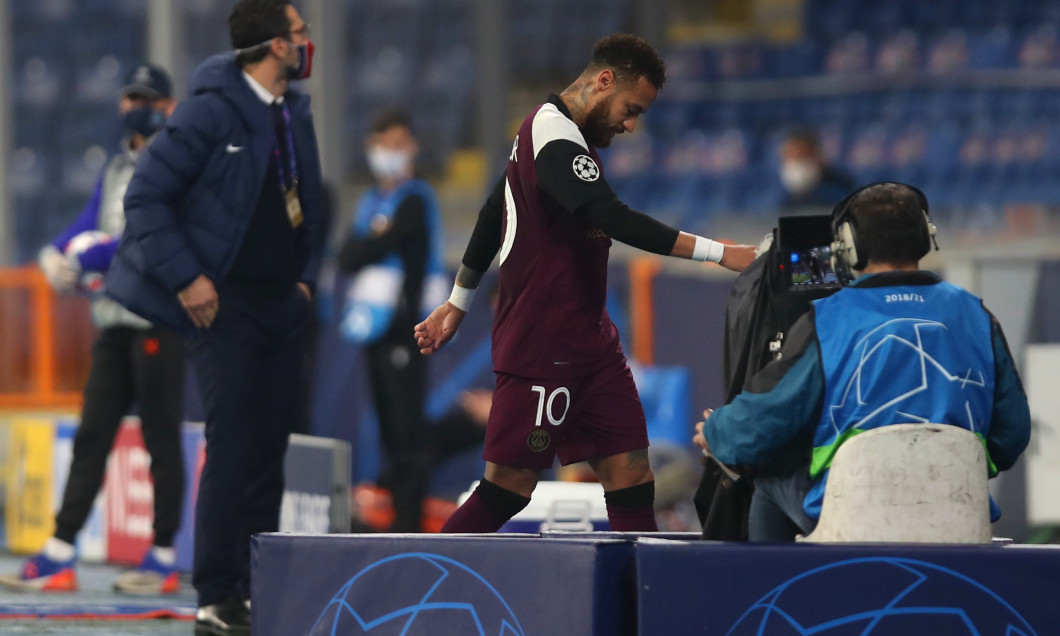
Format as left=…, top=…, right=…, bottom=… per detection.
left=337, top=110, right=448, bottom=532
left=779, top=128, right=855, bottom=213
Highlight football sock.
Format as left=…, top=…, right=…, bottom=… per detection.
left=604, top=481, right=658, bottom=531
left=440, top=479, right=531, bottom=533
left=43, top=537, right=76, bottom=562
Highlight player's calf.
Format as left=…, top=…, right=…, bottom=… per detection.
left=603, top=481, right=658, bottom=531
left=440, top=478, right=531, bottom=533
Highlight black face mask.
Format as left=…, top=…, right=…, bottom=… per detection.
left=286, top=40, right=315, bottom=80
left=123, top=106, right=165, bottom=138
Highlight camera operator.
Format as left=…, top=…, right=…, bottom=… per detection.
left=693, top=182, right=1031, bottom=541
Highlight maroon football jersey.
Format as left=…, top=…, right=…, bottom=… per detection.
left=491, top=96, right=622, bottom=378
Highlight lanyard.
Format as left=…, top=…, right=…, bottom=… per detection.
left=274, top=102, right=298, bottom=192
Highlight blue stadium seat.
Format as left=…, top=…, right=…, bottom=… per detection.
left=714, top=41, right=768, bottom=81
left=664, top=45, right=713, bottom=82
left=823, top=31, right=873, bottom=75
left=860, top=1, right=908, bottom=36
left=908, top=0, right=962, bottom=33
left=509, top=0, right=562, bottom=82
left=354, top=48, right=414, bottom=100
left=767, top=41, right=822, bottom=78
left=13, top=104, right=55, bottom=149
left=924, top=29, right=971, bottom=73
left=8, top=147, right=51, bottom=198
left=966, top=27, right=1015, bottom=68
left=15, top=1, right=75, bottom=24
left=59, top=141, right=110, bottom=198
left=14, top=56, right=65, bottom=108
left=805, top=0, right=861, bottom=41
left=73, top=56, right=126, bottom=104
left=15, top=191, right=56, bottom=264
left=78, top=0, right=145, bottom=19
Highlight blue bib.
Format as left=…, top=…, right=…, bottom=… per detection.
left=806, top=277, right=996, bottom=518
left=340, top=179, right=447, bottom=344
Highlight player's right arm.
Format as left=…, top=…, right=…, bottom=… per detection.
left=535, top=138, right=756, bottom=272
left=415, top=176, right=504, bottom=355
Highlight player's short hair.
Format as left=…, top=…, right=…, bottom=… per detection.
left=848, top=183, right=929, bottom=266
left=588, top=34, right=667, bottom=89
left=370, top=109, right=413, bottom=136
left=230, top=0, right=292, bottom=67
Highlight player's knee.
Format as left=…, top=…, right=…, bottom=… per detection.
left=592, top=448, right=653, bottom=489
left=476, top=478, right=532, bottom=521
left=483, top=463, right=539, bottom=498
left=604, top=481, right=655, bottom=509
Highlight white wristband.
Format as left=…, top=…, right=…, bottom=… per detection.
left=692, top=235, right=725, bottom=264
left=448, top=283, right=476, bottom=312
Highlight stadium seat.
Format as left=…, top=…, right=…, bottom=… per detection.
left=8, top=147, right=50, bottom=197
left=925, top=28, right=970, bottom=73
left=802, top=424, right=992, bottom=543
left=966, top=27, right=1015, bottom=68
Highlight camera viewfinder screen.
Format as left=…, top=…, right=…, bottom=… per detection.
left=789, top=245, right=839, bottom=288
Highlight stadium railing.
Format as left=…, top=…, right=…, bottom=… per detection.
left=0, top=267, right=91, bottom=410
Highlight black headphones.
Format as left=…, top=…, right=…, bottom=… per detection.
left=830, top=181, right=938, bottom=279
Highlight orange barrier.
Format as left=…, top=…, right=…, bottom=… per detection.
left=0, top=267, right=92, bottom=409
left=628, top=257, right=662, bottom=365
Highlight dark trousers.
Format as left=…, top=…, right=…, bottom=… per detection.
left=187, top=284, right=311, bottom=607
left=366, top=339, right=429, bottom=532
left=54, top=326, right=186, bottom=547
left=748, top=454, right=817, bottom=542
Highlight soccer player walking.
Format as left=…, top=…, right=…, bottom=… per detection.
left=415, top=34, right=756, bottom=533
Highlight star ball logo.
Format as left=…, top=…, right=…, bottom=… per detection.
left=729, top=557, right=1037, bottom=635
left=309, top=553, right=526, bottom=635
left=572, top=155, right=600, bottom=181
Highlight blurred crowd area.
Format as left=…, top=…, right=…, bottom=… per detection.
left=9, top=0, right=1060, bottom=265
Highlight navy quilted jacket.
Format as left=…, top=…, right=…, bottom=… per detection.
left=107, top=53, right=323, bottom=333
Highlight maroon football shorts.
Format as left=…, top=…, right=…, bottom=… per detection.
left=483, top=352, right=649, bottom=470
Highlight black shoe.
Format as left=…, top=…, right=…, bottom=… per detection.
left=195, top=597, right=251, bottom=635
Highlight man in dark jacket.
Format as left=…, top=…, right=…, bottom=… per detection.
left=107, top=1, right=322, bottom=632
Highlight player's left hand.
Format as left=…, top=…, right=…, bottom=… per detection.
left=692, top=408, right=714, bottom=451
left=414, top=302, right=466, bottom=355
left=719, top=244, right=757, bottom=272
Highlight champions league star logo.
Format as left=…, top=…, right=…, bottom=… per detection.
left=728, top=557, right=1037, bottom=635
left=572, top=155, right=600, bottom=181
left=309, top=553, right=526, bottom=635
left=828, top=318, right=988, bottom=434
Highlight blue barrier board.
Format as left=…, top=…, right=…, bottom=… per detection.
left=635, top=539, right=1060, bottom=635
left=252, top=533, right=637, bottom=635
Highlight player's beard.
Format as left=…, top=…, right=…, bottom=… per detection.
left=582, top=95, right=619, bottom=148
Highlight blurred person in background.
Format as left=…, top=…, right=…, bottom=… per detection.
left=415, top=33, right=757, bottom=534
left=779, top=128, right=855, bottom=212
left=106, top=1, right=323, bottom=632
left=0, top=64, right=185, bottom=596
left=337, top=110, right=447, bottom=532
left=694, top=183, right=1031, bottom=541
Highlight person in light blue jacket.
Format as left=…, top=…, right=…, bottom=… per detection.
left=106, top=2, right=323, bottom=632
left=337, top=110, right=447, bottom=533
left=694, top=182, right=1031, bottom=542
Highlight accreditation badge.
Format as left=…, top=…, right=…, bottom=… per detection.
left=286, top=186, right=304, bottom=228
